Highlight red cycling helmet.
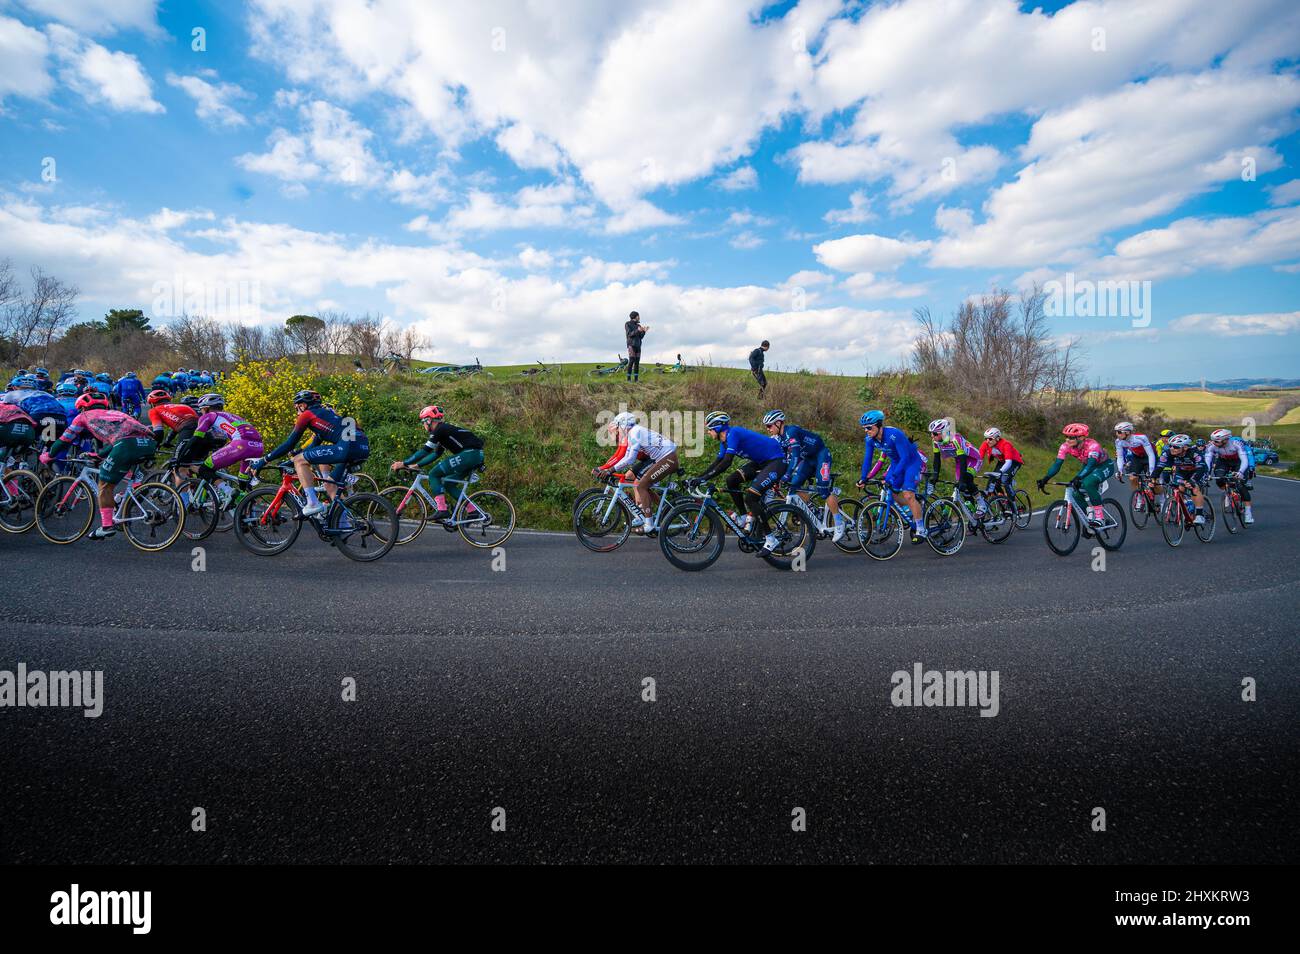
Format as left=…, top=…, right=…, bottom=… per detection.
left=419, top=404, right=445, bottom=424
left=1062, top=422, right=1090, bottom=438
left=146, top=389, right=171, bottom=406
left=75, top=392, right=110, bottom=412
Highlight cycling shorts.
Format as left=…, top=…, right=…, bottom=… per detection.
left=788, top=448, right=832, bottom=495
left=885, top=456, right=924, bottom=493
left=302, top=438, right=370, bottom=483
left=101, top=436, right=158, bottom=485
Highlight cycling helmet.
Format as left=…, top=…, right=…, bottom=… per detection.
left=75, top=392, right=109, bottom=411
left=95, top=372, right=110, bottom=382
left=1209, top=428, right=1232, bottom=445
left=197, top=393, right=225, bottom=409
left=125, top=371, right=137, bottom=378
left=762, top=409, right=785, bottom=427
left=147, top=389, right=170, bottom=406
left=1159, top=429, right=1172, bottom=438
left=15, top=374, right=38, bottom=389
left=34, top=367, right=49, bottom=377
left=927, top=418, right=951, bottom=436
left=1062, top=423, right=1090, bottom=438
left=292, top=389, right=321, bottom=407
left=609, top=411, right=637, bottom=429
left=55, top=380, right=78, bottom=396
left=704, top=411, right=730, bottom=432
left=1195, top=438, right=1207, bottom=448
left=190, top=368, right=198, bottom=375
left=419, top=404, right=446, bottom=423
left=1114, top=421, right=1134, bottom=435
left=181, top=395, right=200, bottom=407
left=1168, top=434, right=1192, bottom=449
left=983, top=427, right=1002, bottom=442
left=860, top=409, right=885, bottom=427
left=16, top=368, right=29, bottom=376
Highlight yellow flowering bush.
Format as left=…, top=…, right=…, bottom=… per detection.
left=223, top=358, right=313, bottom=440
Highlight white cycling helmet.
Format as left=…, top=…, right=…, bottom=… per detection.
left=1169, top=434, right=1193, bottom=449
left=609, top=411, right=637, bottom=429
left=983, top=427, right=1002, bottom=442
left=762, top=409, right=785, bottom=427
left=1114, top=421, right=1134, bottom=435
left=704, top=411, right=730, bottom=431
left=1209, top=428, right=1232, bottom=444
left=927, top=418, right=951, bottom=436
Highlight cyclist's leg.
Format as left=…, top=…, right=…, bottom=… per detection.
left=746, top=459, right=783, bottom=540
left=636, top=451, right=676, bottom=515
left=725, top=465, right=753, bottom=515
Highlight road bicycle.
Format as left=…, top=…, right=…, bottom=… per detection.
left=519, top=360, right=560, bottom=377
left=1158, top=477, right=1215, bottom=546
left=924, top=477, right=1016, bottom=555
left=428, top=358, right=492, bottom=380
left=1218, top=473, right=1249, bottom=535
left=1041, top=480, right=1127, bottom=556
left=857, top=477, right=942, bottom=561
left=1128, top=473, right=1162, bottom=530
left=234, top=461, right=397, bottom=561
left=657, top=482, right=814, bottom=571
left=572, top=469, right=692, bottom=552
left=588, top=355, right=629, bottom=377
left=0, top=456, right=43, bottom=533
left=777, top=475, right=866, bottom=554
left=981, top=471, right=1032, bottom=530
left=655, top=354, right=696, bottom=374
left=378, top=467, right=515, bottom=548
left=147, top=455, right=265, bottom=542
left=35, top=453, right=185, bottom=551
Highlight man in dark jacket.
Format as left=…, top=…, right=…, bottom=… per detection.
left=749, top=340, right=770, bottom=396
left=624, top=311, right=647, bottom=382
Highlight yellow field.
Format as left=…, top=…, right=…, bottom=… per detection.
left=1278, top=404, right=1300, bottom=425
left=1102, top=389, right=1299, bottom=425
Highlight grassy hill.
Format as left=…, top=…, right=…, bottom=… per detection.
left=1100, top=388, right=1300, bottom=425
left=223, top=361, right=1299, bottom=530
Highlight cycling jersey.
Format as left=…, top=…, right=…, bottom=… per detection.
left=1115, top=434, right=1156, bottom=474
left=932, top=431, right=979, bottom=462
left=1204, top=438, right=1251, bottom=476
left=0, top=403, right=38, bottom=441
left=608, top=425, right=676, bottom=470
left=979, top=437, right=1023, bottom=465
left=265, top=405, right=367, bottom=461
left=195, top=410, right=261, bottom=445
left=778, top=424, right=825, bottom=464
left=717, top=426, right=783, bottom=464
left=1154, top=448, right=1207, bottom=482
left=1, top=388, right=68, bottom=427
left=402, top=421, right=483, bottom=469
left=149, top=403, right=199, bottom=435
left=113, top=377, right=145, bottom=406
left=50, top=408, right=152, bottom=451
left=1057, top=438, right=1109, bottom=466
left=860, top=426, right=921, bottom=483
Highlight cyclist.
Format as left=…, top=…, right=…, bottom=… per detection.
left=764, top=409, right=844, bottom=542
left=856, top=409, right=926, bottom=540
left=1152, top=433, right=1208, bottom=526
left=32, top=368, right=54, bottom=393
left=927, top=417, right=984, bottom=516
left=1113, top=422, right=1157, bottom=512
left=150, top=371, right=174, bottom=395
left=1154, top=428, right=1173, bottom=458
left=254, top=389, right=369, bottom=516
left=90, top=372, right=114, bottom=400
left=187, top=393, right=264, bottom=506
left=173, top=368, right=191, bottom=393
left=54, top=379, right=80, bottom=420
left=1, top=374, right=68, bottom=443
left=688, top=410, right=785, bottom=553
left=390, top=404, right=483, bottom=521
left=595, top=412, right=678, bottom=531
left=147, top=389, right=199, bottom=451
left=1205, top=428, right=1255, bottom=525
left=113, top=371, right=145, bottom=417
left=1036, top=423, right=1116, bottom=526
left=978, top=427, right=1023, bottom=505
left=0, top=402, right=39, bottom=463
left=38, top=391, right=158, bottom=540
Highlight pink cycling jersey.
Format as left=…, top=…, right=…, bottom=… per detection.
left=1057, top=438, right=1109, bottom=463
left=59, top=408, right=152, bottom=446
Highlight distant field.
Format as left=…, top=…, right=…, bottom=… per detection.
left=1103, top=389, right=1300, bottom=424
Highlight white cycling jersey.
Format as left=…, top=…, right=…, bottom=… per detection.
left=1204, top=438, right=1251, bottom=475
left=1115, top=434, right=1156, bottom=473
left=610, top=425, right=676, bottom=469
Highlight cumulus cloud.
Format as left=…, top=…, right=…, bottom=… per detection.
left=1170, top=311, right=1300, bottom=336
left=47, top=24, right=163, bottom=113
left=17, top=0, right=160, bottom=36
left=813, top=232, right=930, bottom=272
left=715, top=165, right=758, bottom=191
left=166, top=71, right=250, bottom=126
left=0, top=15, right=53, bottom=104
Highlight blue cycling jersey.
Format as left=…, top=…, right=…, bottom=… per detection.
left=717, top=425, right=783, bottom=464
left=113, top=378, right=144, bottom=403
left=778, top=423, right=826, bottom=478
left=860, top=425, right=919, bottom=483
left=1, top=388, right=67, bottom=425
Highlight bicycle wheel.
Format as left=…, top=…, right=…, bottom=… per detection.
left=1229, top=491, right=1247, bottom=531
left=832, top=497, right=866, bottom=553
left=331, top=492, right=397, bottom=561
left=574, top=491, right=633, bottom=552
left=379, top=485, right=428, bottom=544
left=346, top=473, right=379, bottom=496
left=177, top=477, right=219, bottom=541
left=0, top=469, right=42, bottom=533
left=1221, top=493, right=1241, bottom=534
left=861, top=500, right=902, bottom=560
left=457, top=490, right=515, bottom=548
left=1042, top=500, right=1079, bottom=556
left=121, top=481, right=185, bottom=551
left=977, top=497, right=1014, bottom=544
left=1194, top=496, right=1216, bottom=543
left=1095, top=498, right=1127, bottom=550
left=924, top=498, right=966, bottom=555
left=234, top=486, right=302, bottom=555
left=758, top=503, right=817, bottom=570
left=1159, top=496, right=1184, bottom=547
left=35, top=476, right=95, bottom=543
left=1011, top=489, right=1032, bottom=530
left=658, top=500, right=724, bottom=570
left=1129, top=489, right=1151, bottom=529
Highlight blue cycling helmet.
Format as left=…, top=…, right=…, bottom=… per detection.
left=55, top=380, right=78, bottom=396
left=860, top=409, right=885, bottom=427
left=125, top=370, right=137, bottom=378
left=95, top=372, right=111, bottom=381
left=34, top=367, right=49, bottom=377
left=15, top=374, right=38, bottom=389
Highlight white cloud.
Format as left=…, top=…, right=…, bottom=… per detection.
left=813, top=232, right=930, bottom=272
left=517, top=245, right=554, bottom=270
left=442, top=181, right=597, bottom=233
left=729, top=231, right=763, bottom=250
left=715, top=165, right=757, bottom=191
left=1170, top=311, right=1300, bottom=336
left=1268, top=179, right=1300, bottom=206
left=18, top=0, right=159, bottom=36
left=166, top=71, right=250, bottom=127
left=824, top=189, right=872, bottom=225
left=842, top=272, right=927, bottom=299
left=47, top=24, right=162, bottom=113
left=570, top=256, right=674, bottom=286
left=0, top=15, right=52, bottom=104
left=604, top=199, right=684, bottom=235
left=496, top=123, right=563, bottom=172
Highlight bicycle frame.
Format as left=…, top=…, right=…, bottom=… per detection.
left=681, top=485, right=755, bottom=539
left=56, top=458, right=159, bottom=529
left=390, top=470, right=490, bottom=530
left=590, top=473, right=681, bottom=528
left=1051, top=482, right=1121, bottom=535
left=783, top=483, right=851, bottom=537
left=257, top=465, right=353, bottom=537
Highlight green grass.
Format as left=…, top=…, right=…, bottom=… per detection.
left=1102, top=388, right=1300, bottom=425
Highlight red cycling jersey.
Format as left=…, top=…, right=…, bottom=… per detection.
left=148, top=403, right=198, bottom=432
left=979, top=437, right=1023, bottom=465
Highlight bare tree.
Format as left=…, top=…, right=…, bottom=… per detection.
left=228, top=322, right=268, bottom=363
left=164, top=314, right=227, bottom=369
left=345, top=313, right=385, bottom=368
left=382, top=324, right=429, bottom=363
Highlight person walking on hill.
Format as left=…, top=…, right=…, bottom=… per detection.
left=625, top=311, right=647, bottom=383
left=749, top=340, right=770, bottom=397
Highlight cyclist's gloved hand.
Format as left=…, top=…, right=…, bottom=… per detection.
left=248, top=457, right=265, bottom=470
left=1035, top=477, right=1047, bottom=492
left=855, top=479, right=865, bottom=490
left=685, top=477, right=702, bottom=490
left=39, top=451, right=52, bottom=466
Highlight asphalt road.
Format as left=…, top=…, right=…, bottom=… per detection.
left=2, top=479, right=1297, bottom=864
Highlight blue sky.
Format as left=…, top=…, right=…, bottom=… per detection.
left=1, top=0, right=1298, bottom=383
